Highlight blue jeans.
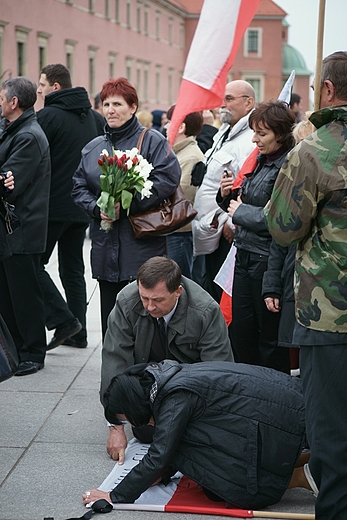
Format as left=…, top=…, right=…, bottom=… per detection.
left=167, top=232, right=193, bottom=279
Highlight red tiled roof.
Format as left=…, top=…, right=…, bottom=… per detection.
left=169, top=0, right=287, bottom=17
left=256, top=0, right=287, bottom=17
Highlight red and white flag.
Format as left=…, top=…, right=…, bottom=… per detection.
left=93, top=439, right=314, bottom=519
left=168, top=0, right=261, bottom=145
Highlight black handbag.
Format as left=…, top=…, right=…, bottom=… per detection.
left=0, top=314, right=19, bottom=382
left=128, top=129, right=197, bottom=239
left=0, top=198, right=20, bottom=235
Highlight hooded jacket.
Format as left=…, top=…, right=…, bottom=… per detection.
left=37, top=87, right=103, bottom=222
left=109, top=360, right=306, bottom=510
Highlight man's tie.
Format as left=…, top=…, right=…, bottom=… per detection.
left=158, top=317, right=167, bottom=341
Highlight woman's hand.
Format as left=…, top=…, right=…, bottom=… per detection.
left=82, top=489, right=112, bottom=505
left=100, top=202, right=120, bottom=222
left=2, top=171, right=14, bottom=191
left=227, top=195, right=242, bottom=218
left=264, top=297, right=281, bottom=313
left=220, top=170, right=234, bottom=198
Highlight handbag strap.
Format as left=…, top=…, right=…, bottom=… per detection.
left=136, top=128, right=150, bottom=154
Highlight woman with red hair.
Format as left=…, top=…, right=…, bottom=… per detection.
left=72, top=78, right=181, bottom=337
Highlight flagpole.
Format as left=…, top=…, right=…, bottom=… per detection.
left=313, top=0, right=326, bottom=111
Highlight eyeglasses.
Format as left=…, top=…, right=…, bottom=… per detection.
left=224, top=95, right=250, bottom=102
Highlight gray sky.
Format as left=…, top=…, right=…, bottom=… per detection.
left=275, top=0, right=346, bottom=77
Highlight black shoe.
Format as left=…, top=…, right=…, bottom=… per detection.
left=46, top=318, right=82, bottom=351
left=61, top=337, right=88, bottom=348
left=15, top=361, right=44, bottom=376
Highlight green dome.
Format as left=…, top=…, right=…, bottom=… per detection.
left=282, top=43, right=312, bottom=76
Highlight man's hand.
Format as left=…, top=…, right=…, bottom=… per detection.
left=107, top=425, right=128, bottom=464
left=264, top=297, right=281, bottom=313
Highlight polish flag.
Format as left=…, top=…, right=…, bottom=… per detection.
left=168, top=0, right=261, bottom=145
left=93, top=439, right=314, bottom=519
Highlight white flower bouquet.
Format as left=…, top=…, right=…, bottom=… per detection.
left=97, top=147, right=153, bottom=232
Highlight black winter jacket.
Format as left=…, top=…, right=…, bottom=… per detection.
left=217, top=149, right=292, bottom=255
left=72, top=115, right=181, bottom=282
left=109, top=360, right=306, bottom=509
left=262, top=241, right=297, bottom=346
left=0, top=108, right=50, bottom=254
left=37, top=87, right=104, bottom=222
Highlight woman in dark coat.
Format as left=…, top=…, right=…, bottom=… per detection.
left=83, top=360, right=316, bottom=509
left=217, top=100, right=296, bottom=373
left=72, top=78, right=181, bottom=336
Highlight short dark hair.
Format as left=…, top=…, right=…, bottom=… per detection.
left=290, top=93, right=301, bottom=108
left=167, top=104, right=203, bottom=137
left=41, top=64, right=72, bottom=89
left=0, top=77, right=37, bottom=110
left=321, top=51, right=347, bottom=100
left=137, top=256, right=181, bottom=293
left=249, top=100, right=296, bottom=150
left=103, top=364, right=154, bottom=427
left=100, top=77, right=138, bottom=110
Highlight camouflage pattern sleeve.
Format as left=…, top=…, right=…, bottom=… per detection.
left=264, top=139, right=320, bottom=247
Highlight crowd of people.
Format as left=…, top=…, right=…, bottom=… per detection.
left=1, top=50, right=347, bottom=519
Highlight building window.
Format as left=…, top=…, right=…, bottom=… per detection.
left=105, top=0, right=110, bottom=19
left=0, top=23, right=7, bottom=80
left=109, top=52, right=116, bottom=78
left=143, top=62, right=149, bottom=102
left=126, top=57, right=132, bottom=82
left=137, top=3, right=141, bottom=32
left=144, top=7, right=149, bottom=35
left=155, top=65, right=161, bottom=103
left=88, top=46, right=98, bottom=96
left=115, top=0, right=120, bottom=23
left=168, top=17, right=173, bottom=45
left=179, top=23, right=184, bottom=49
left=127, top=1, right=131, bottom=28
left=15, top=27, right=31, bottom=77
left=136, top=60, right=142, bottom=98
left=155, top=11, right=160, bottom=40
left=37, top=32, right=51, bottom=76
left=65, top=39, right=77, bottom=81
left=168, top=68, right=173, bottom=105
left=244, top=28, right=262, bottom=58
left=242, top=75, right=263, bottom=102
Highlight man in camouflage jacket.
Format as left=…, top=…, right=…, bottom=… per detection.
left=265, top=52, right=347, bottom=520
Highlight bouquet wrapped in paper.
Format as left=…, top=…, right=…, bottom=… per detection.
left=97, top=147, right=153, bottom=232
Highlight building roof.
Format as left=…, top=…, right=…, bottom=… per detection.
left=173, top=0, right=203, bottom=14
left=173, top=0, right=287, bottom=17
left=255, top=0, right=287, bottom=17
left=282, top=44, right=312, bottom=76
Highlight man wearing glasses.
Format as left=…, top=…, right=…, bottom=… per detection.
left=192, top=80, right=256, bottom=301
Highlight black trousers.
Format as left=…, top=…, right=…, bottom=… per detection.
left=98, top=279, right=129, bottom=339
left=38, top=221, right=88, bottom=341
left=300, top=345, right=347, bottom=520
left=231, top=249, right=289, bottom=373
left=0, top=254, right=46, bottom=363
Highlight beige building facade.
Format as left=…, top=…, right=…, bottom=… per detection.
left=0, top=0, right=311, bottom=112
